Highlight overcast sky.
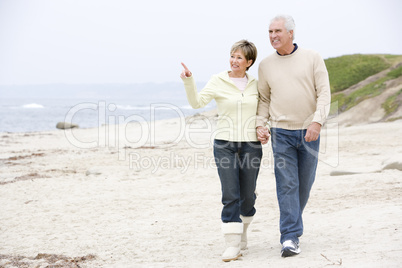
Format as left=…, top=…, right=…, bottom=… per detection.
left=0, top=0, right=400, bottom=85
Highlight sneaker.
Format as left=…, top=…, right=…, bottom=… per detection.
left=281, top=240, right=301, bottom=257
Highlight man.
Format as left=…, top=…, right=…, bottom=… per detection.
left=256, top=15, right=331, bottom=257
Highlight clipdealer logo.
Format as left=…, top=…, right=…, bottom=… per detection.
left=62, top=101, right=340, bottom=168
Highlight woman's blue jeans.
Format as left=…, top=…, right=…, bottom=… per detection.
left=270, top=128, right=320, bottom=244
left=213, top=139, right=263, bottom=223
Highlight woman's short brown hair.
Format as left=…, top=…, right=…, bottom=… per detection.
left=230, top=39, right=257, bottom=71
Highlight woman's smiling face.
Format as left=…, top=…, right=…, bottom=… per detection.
left=230, top=49, right=252, bottom=77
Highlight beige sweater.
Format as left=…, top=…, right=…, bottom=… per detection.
left=256, top=47, right=331, bottom=130
left=182, top=71, right=259, bottom=142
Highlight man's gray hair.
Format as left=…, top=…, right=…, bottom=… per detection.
left=271, top=14, right=296, bottom=40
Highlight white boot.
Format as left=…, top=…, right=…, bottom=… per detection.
left=221, top=222, right=243, bottom=262
left=240, top=215, right=253, bottom=250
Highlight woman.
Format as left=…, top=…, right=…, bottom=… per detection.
left=180, top=40, right=264, bottom=262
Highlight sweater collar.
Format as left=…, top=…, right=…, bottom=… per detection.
left=219, top=71, right=255, bottom=84
left=276, top=43, right=298, bottom=56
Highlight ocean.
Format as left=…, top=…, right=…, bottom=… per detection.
left=0, top=82, right=215, bottom=133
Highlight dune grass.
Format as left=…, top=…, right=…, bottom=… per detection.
left=325, top=54, right=391, bottom=93
left=382, top=89, right=402, bottom=116
left=329, top=64, right=402, bottom=115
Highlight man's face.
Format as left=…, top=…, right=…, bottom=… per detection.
left=268, top=19, right=293, bottom=53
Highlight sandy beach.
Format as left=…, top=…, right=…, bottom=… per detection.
left=1, top=110, right=401, bottom=268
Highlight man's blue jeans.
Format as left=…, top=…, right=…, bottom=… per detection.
left=270, top=128, right=320, bottom=244
left=213, top=139, right=263, bottom=223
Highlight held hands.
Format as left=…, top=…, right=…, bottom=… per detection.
left=180, top=62, right=192, bottom=79
left=257, top=126, right=270, bottom=145
left=257, top=122, right=321, bottom=144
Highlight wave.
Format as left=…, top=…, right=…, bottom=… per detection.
left=115, top=105, right=140, bottom=110
left=115, top=105, right=155, bottom=110
left=22, top=103, right=45, bottom=109
left=180, top=105, right=194, bottom=110
left=114, top=104, right=199, bottom=111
